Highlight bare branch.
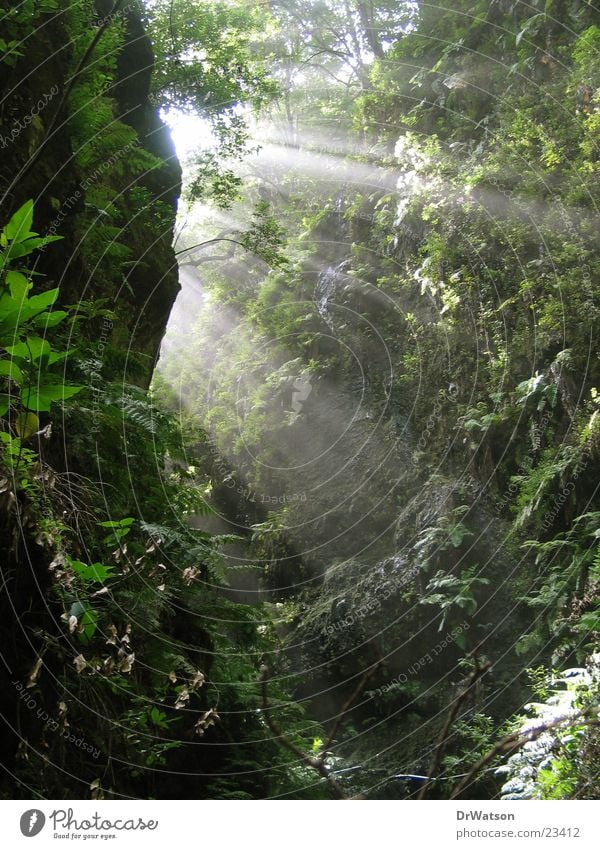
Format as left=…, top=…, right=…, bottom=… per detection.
left=259, top=665, right=349, bottom=799
left=175, top=237, right=246, bottom=257
left=418, top=659, right=492, bottom=800
left=324, top=656, right=384, bottom=753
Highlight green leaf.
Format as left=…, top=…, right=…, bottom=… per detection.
left=4, top=200, right=34, bottom=243
left=0, top=359, right=23, bottom=384
left=32, top=310, right=68, bottom=328
left=23, top=382, right=83, bottom=412
left=149, top=707, right=170, bottom=729
left=575, top=612, right=600, bottom=633
left=454, top=630, right=467, bottom=650
left=77, top=608, right=98, bottom=645
left=0, top=393, right=11, bottom=415
left=5, top=336, right=51, bottom=362
left=99, top=517, right=135, bottom=529
left=14, top=411, right=39, bottom=438
left=47, top=352, right=69, bottom=366
left=448, top=523, right=471, bottom=547
left=5, top=237, right=55, bottom=260
left=69, top=559, right=115, bottom=584
left=6, top=271, right=31, bottom=302
left=0, top=290, right=61, bottom=332
left=26, top=288, right=59, bottom=311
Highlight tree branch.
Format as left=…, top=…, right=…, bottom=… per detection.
left=417, top=658, right=491, bottom=800
left=324, top=656, right=383, bottom=753
left=259, top=665, right=349, bottom=799
left=175, top=236, right=246, bottom=257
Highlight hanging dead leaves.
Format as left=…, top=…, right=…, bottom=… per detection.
left=171, top=669, right=218, bottom=735
left=194, top=708, right=220, bottom=736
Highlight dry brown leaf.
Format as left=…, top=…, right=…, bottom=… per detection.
left=182, top=566, right=199, bottom=586
left=49, top=552, right=66, bottom=571
left=58, top=701, right=69, bottom=728
left=174, top=687, right=189, bottom=709
left=90, top=778, right=104, bottom=800
left=194, top=708, right=220, bottom=736
left=73, top=654, right=86, bottom=674
left=26, top=657, right=43, bottom=689
left=119, top=652, right=135, bottom=674
left=105, top=624, right=118, bottom=646
left=189, top=671, right=205, bottom=691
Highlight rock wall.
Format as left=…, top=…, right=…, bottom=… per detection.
left=0, top=0, right=181, bottom=387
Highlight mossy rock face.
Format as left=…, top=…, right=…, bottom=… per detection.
left=0, top=2, right=181, bottom=390
left=284, top=470, right=533, bottom=792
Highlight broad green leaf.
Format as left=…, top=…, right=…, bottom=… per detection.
left=32, top=310, right=68, bottom=328
left=0, top=294, right=61, bottom=331
left=99, top=517, right=135, bottom=529
left=77, top=607, right=98, bottom=645
left=6, top=271, right=31, bottom=301
left=448, top=523, right=472, bottom=547
left=4, top=200, right=34, bottom=243
left=47, top=350, right=70, bottom=365
left=23, top=382, right=83, bottom=412
left=149, top=707, right=170, bottom=729
left=14, top=411, right=39, bottom=438
left=0, top=393, right=11, bottom=416
left=5, top=336, right=51, bottom=362
left=0, top=291, right=21, bottom=316
left=0, top=359, right=23, bottom=384
left=26, top=288, right=59, bottom=311
left=39, top=234, right=63, bottom=246
left=5, top=237, right=58, bottom=259
left=69, top=559, right=115, bottom=584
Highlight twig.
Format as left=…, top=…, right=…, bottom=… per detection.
left=175, top=237, right=243, bottom=265
left=417, top=658, right=491, bottom=799
left=259, top=665, right=348, bottom=799
left=324, top=659, right=383, bottom=753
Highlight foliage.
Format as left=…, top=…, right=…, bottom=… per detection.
left=0, top=201, right=81, bottom=418
left=145, top=0, right=277, bottom=206
left=5, top=0, right=600, bottom=803
left=497, top=660, right=600, bottom=800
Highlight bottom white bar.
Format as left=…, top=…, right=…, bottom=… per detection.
left=1, top=800, right=598, bottom=847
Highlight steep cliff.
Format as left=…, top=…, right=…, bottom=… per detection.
left=0, top=0, right=181, bottom=387
left=0, top=0, right=181, bottom=795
